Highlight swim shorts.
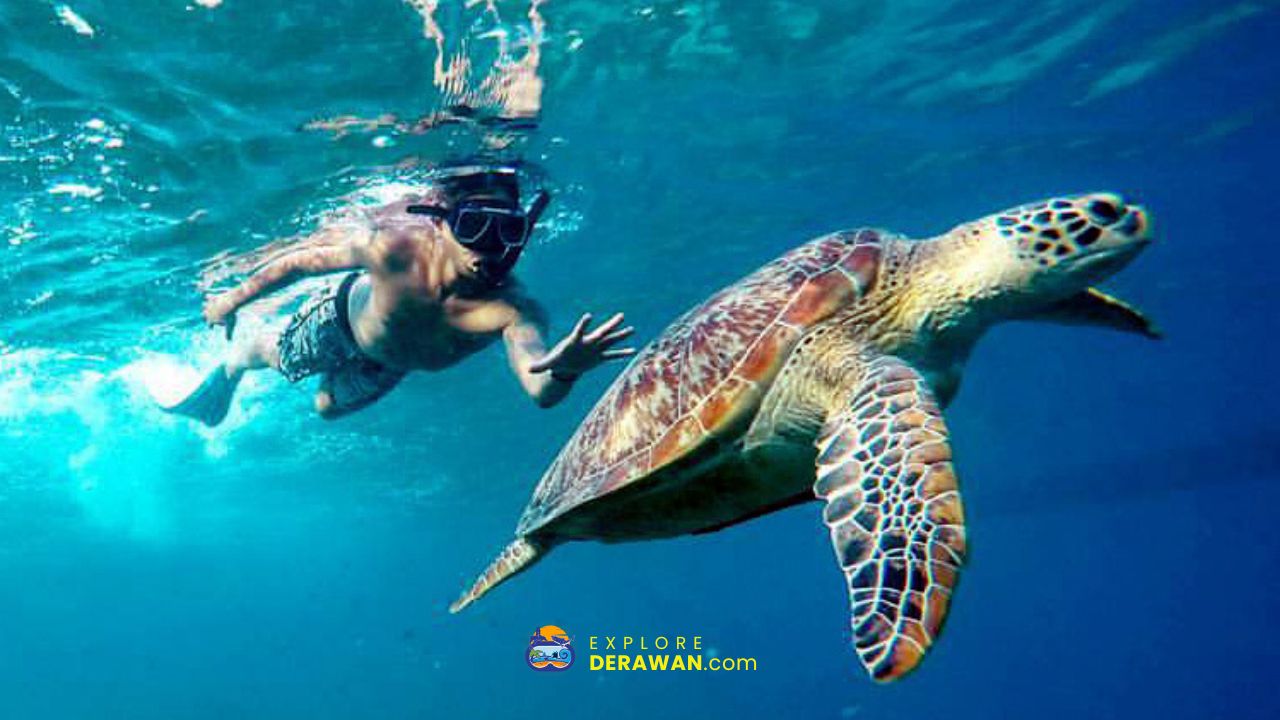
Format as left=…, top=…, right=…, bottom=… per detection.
left=276, top=273, right=404, bottom=414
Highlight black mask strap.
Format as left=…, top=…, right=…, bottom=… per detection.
left=405, top=204, right=449, bottom=218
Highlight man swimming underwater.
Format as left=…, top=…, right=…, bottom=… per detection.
left=163, top=164, right=636, bottom=426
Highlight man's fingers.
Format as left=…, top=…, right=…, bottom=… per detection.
left=204, top=298, right=227, bottom=328
left=598, top=326, right=635, bottom=347
left=527, top=357, right=553, bottom=373
left=584, top=313, right=625, bottom=343
left=601, top=348, right=637, bottom=360
left=570, top=313, right=592, bottom=341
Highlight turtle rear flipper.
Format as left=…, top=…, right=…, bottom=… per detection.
left=815, top=355, right=966, bottom=682
left=451, top=536, right=547, bottom=613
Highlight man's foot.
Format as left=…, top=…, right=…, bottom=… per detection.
left=158, top=365, right=243, bottom=427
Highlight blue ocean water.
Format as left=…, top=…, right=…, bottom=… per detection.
left=2, top=0, right=1278, bottom=717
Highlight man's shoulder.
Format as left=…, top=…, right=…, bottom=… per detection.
left=489, top=279, right=547, bottom=326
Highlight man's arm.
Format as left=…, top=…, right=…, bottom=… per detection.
left=203, top=227, right=368, bottom=326
left=502, top=297, right=637, bottom=409
left=504, top=307, right=572, bottom=409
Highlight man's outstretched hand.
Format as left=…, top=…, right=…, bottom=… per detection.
left=529, top=312, right=637, bottom=380
left=203, top=293, right=236, bottom=326
left=203, top=293, right=239, bottom=339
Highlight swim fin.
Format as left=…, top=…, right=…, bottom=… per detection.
left=160, top=364, right=243, bottom=427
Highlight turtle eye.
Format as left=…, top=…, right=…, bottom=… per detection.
left=1087, top=199, right=1121, bottom=225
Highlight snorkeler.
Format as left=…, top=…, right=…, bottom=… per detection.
left=161, top=164, right=636, bottom=426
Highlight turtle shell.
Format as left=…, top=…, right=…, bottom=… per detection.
left=517, top=230, right=883, bottom=535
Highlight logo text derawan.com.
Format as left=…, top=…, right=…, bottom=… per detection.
left=587, top=636, right=757, bottom=671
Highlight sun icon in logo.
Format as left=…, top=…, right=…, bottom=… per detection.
left=527, top=625, right=574, bottom=671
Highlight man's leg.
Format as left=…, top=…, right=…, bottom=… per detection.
left=158, top=328, right=283, bottom=427
left=164, top=277, right=352, bottom=426
left=313, top=362, right=404, bottom=420
left=226, top=326, right=282, bottom=376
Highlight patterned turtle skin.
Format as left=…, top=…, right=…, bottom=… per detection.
left=519, top=230, right=884, bottom=536
left=452, top=193, right=1157, bottom=683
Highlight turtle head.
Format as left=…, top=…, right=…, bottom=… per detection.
left=906, top=193, right=1154, bottom=347
left=938, top=192, right=1152, bottom=312
left=996, top=192, right=1151, bottom=293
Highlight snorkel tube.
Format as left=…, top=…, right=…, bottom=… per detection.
left=526, top=188, right=551, bottom=227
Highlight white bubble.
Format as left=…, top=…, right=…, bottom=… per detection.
left=126, top=355, right=203, bottom=409
left=47, top=182, right=102, bottom=199
left=56, top=5, right=95, bottom=37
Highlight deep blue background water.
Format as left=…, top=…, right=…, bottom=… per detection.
left=2, top=1, right=1278, bottom=718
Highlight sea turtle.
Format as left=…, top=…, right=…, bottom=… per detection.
left=452, top=193, right=1157, bottom=681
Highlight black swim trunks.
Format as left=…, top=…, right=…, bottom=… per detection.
left=276, top=273, right=404, bottom=414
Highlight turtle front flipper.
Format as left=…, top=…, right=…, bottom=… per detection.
left=1024, top=287, right=1162, bottom=339
left=815, top=355, right=967, bottom=682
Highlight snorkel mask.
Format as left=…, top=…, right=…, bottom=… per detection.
left=406, top=164, right=551, bottom=283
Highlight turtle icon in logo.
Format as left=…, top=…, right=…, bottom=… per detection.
left=527, top=625, right=574, bottom=671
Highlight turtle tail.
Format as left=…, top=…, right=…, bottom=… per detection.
left=450, top=536, right=546, bottom=613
